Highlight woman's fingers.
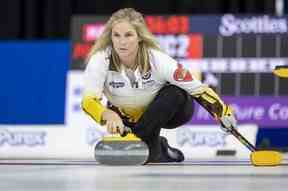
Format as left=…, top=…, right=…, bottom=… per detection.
left=112, top=123, right=118, bottom=134
left=102, top=109, right=125, bottom=134
left=106, top=121, right=115, bottom=134
left=106, top=121, right=124, bottom=134
left=117, top=125, right=124, bottom=135
left=106, top=122, right=112, bottom=134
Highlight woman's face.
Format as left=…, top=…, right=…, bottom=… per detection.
left=111, top=21, right=139, bottom=64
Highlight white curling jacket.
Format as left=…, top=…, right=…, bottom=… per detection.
left=84, top=48, right=206, bottom=121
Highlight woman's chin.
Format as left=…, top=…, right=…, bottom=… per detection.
left=118, top=53, right=130, bottom=59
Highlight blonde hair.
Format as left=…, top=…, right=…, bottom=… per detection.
left=88, top=8, right=161, bottom=74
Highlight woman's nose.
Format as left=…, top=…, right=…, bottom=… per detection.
left=119, top=37, right=126, bottom=44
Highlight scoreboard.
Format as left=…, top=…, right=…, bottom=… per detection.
left=71, top=14, right=288, bottom=127
left=71, top=14, right=288, bottom=97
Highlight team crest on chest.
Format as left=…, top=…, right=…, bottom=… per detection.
left=141, top=70, right=155, bottom=86
left=173, top=63, right=193, bottom=82
left=142, top=71, right=152, bottom=80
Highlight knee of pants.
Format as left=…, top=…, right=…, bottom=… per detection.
left=182, top=97, right=195, bottom=121
left=157, top=85, right=188, bottom=106
left=165, top=97, right=195, bottom=129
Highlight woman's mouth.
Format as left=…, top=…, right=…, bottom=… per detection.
left=118, top=48, right=128, bottom=53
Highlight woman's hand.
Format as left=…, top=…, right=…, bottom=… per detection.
left=219, top=105, right=237, bottom=132
left=101, top=109, right=124, bottom=134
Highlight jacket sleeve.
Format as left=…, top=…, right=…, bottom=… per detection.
left=154, top=50, right=229, bottom=119
left=82, top=52, right=109, bottom=124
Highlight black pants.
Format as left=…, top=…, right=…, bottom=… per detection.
left=130, top=85, right=195, bottom=160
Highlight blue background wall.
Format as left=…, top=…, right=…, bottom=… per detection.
left=0, top=41, right=70, bottom=124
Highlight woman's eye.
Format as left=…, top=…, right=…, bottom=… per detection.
left=125, top=33, right=133, bottom=37
left=113, top=33, right=120, bottom=37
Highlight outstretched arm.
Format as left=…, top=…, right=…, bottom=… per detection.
left=150, top=50, right=236, bottom=130
left=192, top=85, right=237, bottom=132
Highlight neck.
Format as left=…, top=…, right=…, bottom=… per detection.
left=122, top=59, right=135, bottom=69
left=121, top=52, right=138, bottom=70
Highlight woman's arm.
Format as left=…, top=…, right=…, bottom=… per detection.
left=154, top=50, right=236, bottom=131
left=82, top=96, right=125, bottom=134
left=192, top=85, right=237, bottom=132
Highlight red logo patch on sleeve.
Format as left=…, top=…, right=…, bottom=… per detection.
left=173, top=63, right=193, bottom=82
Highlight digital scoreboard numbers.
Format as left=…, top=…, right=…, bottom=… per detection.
left=71, top=15, right=288, bottom=97
left=71, top=15, right=202, bottom=66
left=145, top=16, right=202, bottom=59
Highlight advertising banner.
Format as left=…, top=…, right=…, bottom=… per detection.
left=189, top=14, right=288, bottom=36
left=192, top=96, right=288, bottom=127
left=161, top=124, right=258, bottom=159
left=0, top=124, right=99, bottom=159
left=0, top=123, right=258, bottom=160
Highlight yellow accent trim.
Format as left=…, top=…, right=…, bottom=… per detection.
left=82, top=96, right=106, bottom=123
left=193, top=86, right=226, bottom=118
left=193, top=86, right=223, bottom=105
left=119, top=107, right=146, bottom=122
left=250, top=151, right=283, bottom=166
left=225, top=104, right=233, bottom=115
left=102, top=133, right=142, bottom=142
left=273, top=66, right=288, bottom=78
left=205, top=88, right=224, bottom=104
left=201, top=93, right=217, bottom=104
